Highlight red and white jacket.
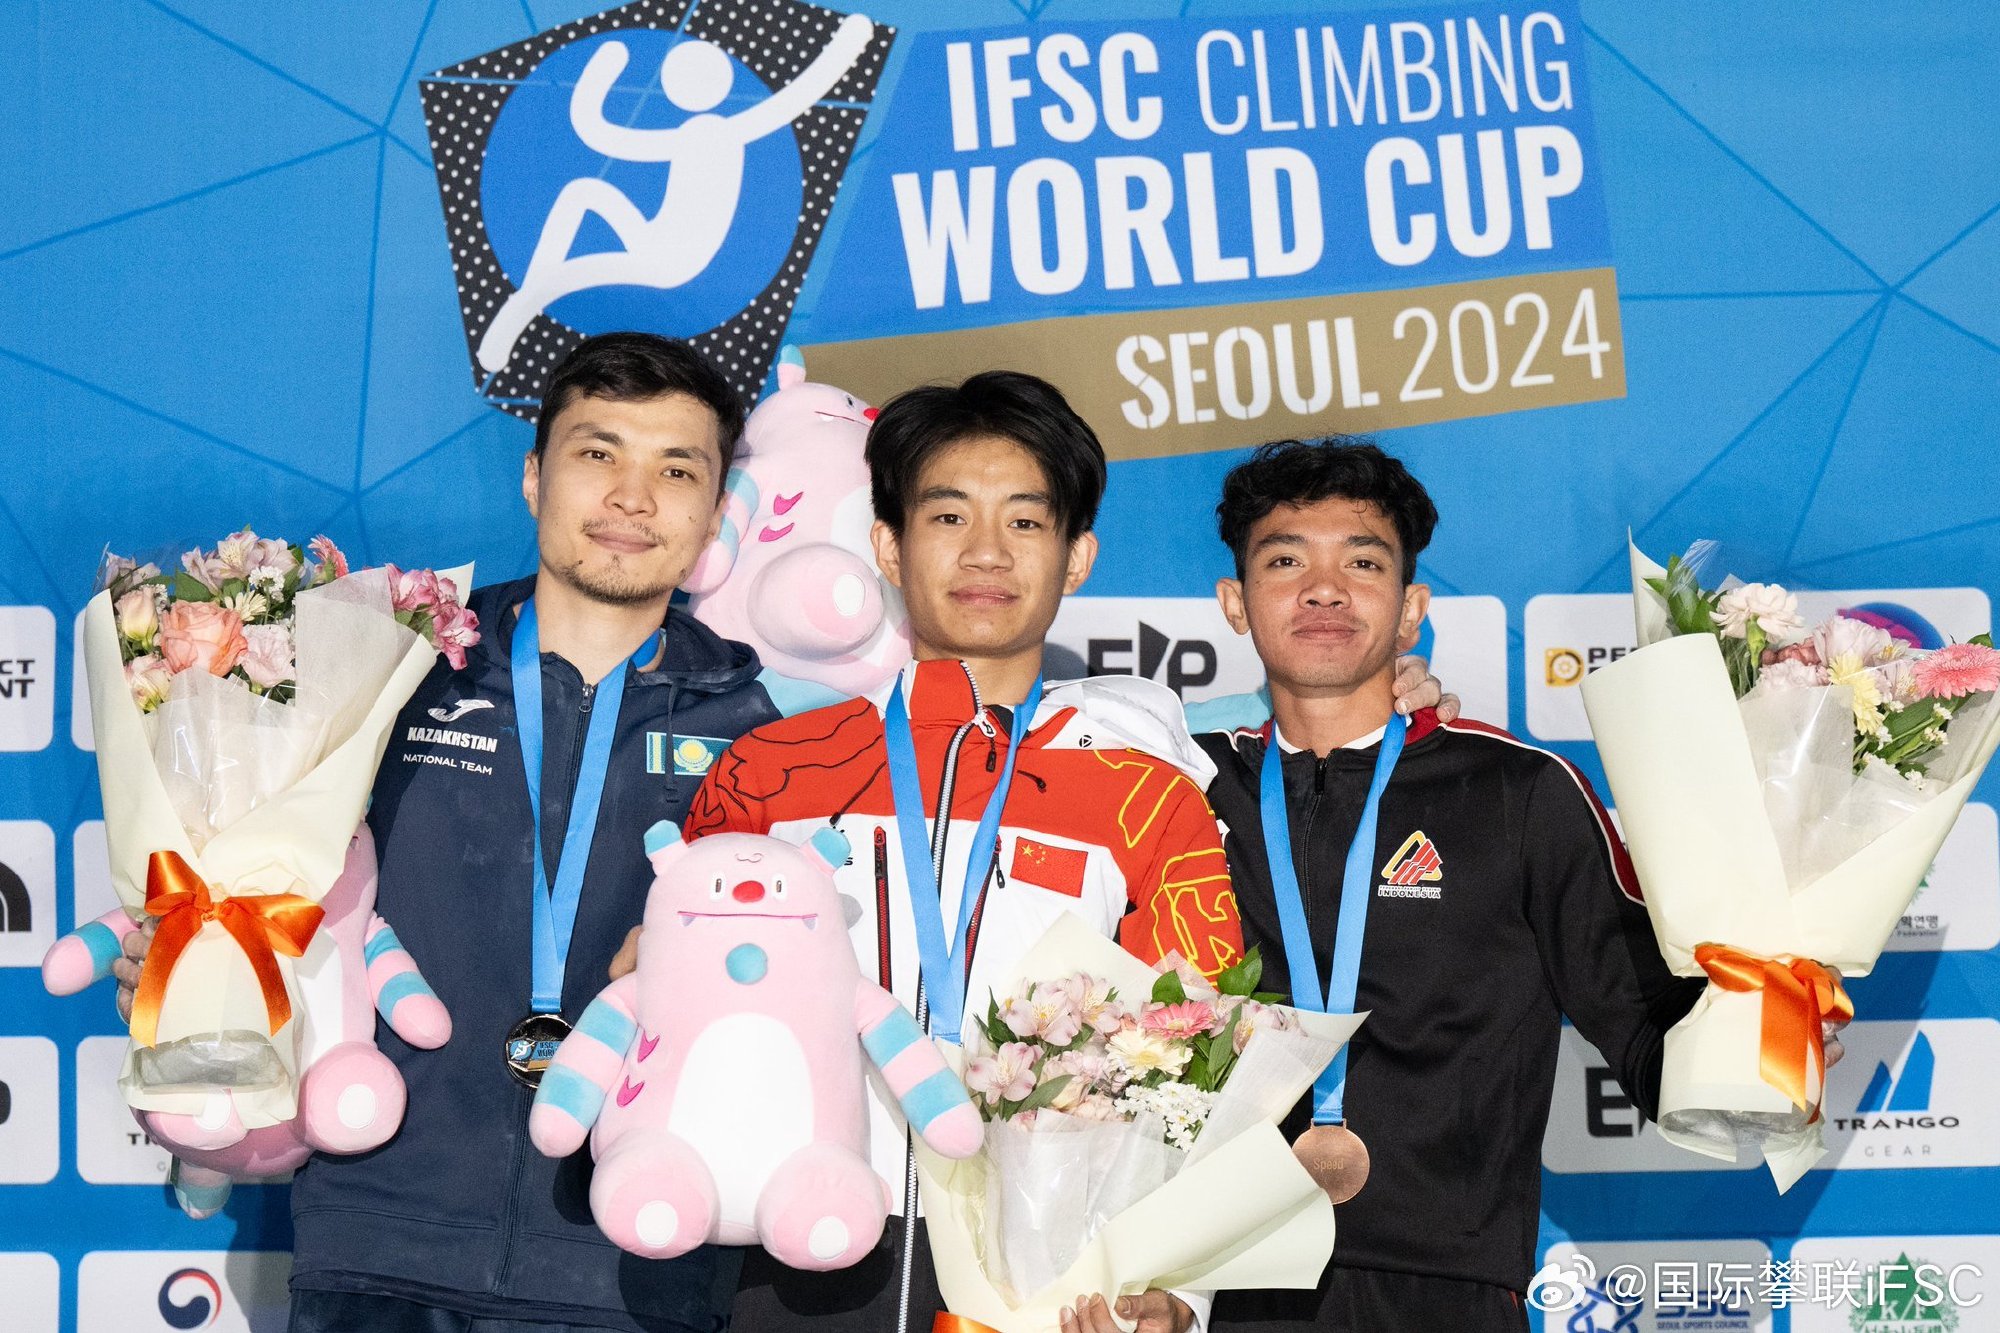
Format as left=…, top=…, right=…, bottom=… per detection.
left=684, top=657, right=1245, bottom=1196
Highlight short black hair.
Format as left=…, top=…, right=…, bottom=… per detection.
left=1216, top=438, right=1438, bottom=583
left=865, top=371, right=1106, bottom=541
left=533, top=333, right=746, bottom=483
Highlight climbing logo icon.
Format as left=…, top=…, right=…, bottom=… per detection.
left=420, top=0, right=893, bottom=418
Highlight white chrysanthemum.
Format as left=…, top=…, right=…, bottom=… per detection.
left=1115, top=1083, right=1217, bottom=1151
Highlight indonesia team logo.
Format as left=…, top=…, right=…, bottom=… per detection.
left=1379, top=830, right=1444, bottom=899
left=420, top=0, right=894, bottom=418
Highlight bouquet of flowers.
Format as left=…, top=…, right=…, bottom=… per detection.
left=916, top=914, right=1363, bottom=1332
left=1580, top=541, right=2000, bottom=1188
left=79, top=530, right=474, bottom=1126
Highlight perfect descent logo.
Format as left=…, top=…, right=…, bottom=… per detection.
left=421, top=0, right=895, bottom=418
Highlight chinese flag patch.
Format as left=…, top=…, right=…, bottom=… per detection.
left=1010, top=837, right=1088, bottom=897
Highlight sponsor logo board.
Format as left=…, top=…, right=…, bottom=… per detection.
left=0, top=1036, right=60, bottom=1184
left=0, top=606, right=55, bottom=752
left=79, top=1251, right=290, bottom=1332
left=0, top=820, right=56, bottom=967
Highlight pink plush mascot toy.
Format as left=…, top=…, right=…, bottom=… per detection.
left=42, top=826, right=450, bottom=1216
left=684, top=346, right=911, bottom=709
left=529, top=822, right=981, bottom=1267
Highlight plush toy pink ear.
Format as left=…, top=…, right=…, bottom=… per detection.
left=803, top=826, right=851, bottom=874
left=775, top=344, right=807, bottom=391
left=644, top=820, right=689, bottom=873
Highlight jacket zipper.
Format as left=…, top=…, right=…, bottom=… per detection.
left=496, top=673, right=595, bottom=1292
left=1294, top=750, right=1330, bottom=996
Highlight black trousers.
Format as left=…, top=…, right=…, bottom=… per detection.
left=1212, top=1264, right=1528, bottom=1333
left=287, top=1288, right=692, bottom=1333
left=730, top=1215, right=944, bottom=1332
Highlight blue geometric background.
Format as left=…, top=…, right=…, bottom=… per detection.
left=3, top=2, right=1996, bottom=1329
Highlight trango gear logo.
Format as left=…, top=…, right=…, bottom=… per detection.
left=1857, top=1033, right=1935, bottom=1114
left=420, top=0, right=895, bottom=418
left=158, top=1268, right=223, bottom=1329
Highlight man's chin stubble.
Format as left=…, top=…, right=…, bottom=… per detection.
left=554, top=559, right=680, bottom=608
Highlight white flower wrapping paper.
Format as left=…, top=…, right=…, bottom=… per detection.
left=84, top=565, right=462, bottom=1125
left=915, top=913, right=1365, bottom=1332
left=1580, top=543, right=2000, bottom=1189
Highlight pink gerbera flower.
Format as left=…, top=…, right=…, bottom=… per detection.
left=1140, top=1000, right=1219, bottom=1040
left=1911, top=643, right=2000, bottom=700
left=308, top=535, right=349, bottom=582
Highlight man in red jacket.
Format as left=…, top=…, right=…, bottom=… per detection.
left=687, top=370, right=1241, bottom=1333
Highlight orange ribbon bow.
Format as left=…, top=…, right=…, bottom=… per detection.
left=130, top=850, right=326, bottom=1049
left=1694, top=943, right=1854, bottom=1119
left=933, top=1317, right=1002, bottom=1333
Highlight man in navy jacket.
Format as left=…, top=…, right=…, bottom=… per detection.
left=122, top=333, right=788, bottom=1333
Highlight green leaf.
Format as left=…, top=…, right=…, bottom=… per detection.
left=984, top=997, right=1011, bottom=1048
left=172, top=572, right=215, bottom=602
left=1184, top=1046, right=1210, bottom=1089
left=1251, top=990, right=1287, bottom=1005
left=1015, top=1074, right=1073, bottom=1115
left=1216, top=948, right=1263, bottom=998
left=1151, top=969, right=1187, bottom=1006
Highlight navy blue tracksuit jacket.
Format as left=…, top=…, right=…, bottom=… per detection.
left=287, top=576, right=783, bottom=1331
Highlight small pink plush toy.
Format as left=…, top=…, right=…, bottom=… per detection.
left=42, top=826, right=450, bottom=1217
left=684, top=346, right=911, bottom=705
left=529, top=822, right=981, bottom=1268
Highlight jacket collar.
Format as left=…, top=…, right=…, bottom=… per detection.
left=466, top=575, right=762, bottom=696
left=888, top=658, right=1045, bottom=735
left=1261, top=705, right=1442, bottom=767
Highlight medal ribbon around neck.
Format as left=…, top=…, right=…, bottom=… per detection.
left=1259, top=710, right=1407, bottom=1124
left=884, top=671, right=1043, bottom=1045
left=511, top=598, right=660, bottom=1014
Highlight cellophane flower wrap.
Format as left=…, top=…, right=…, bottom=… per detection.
left=914, top=913, right=1364, bottom=1332
left=1580, top=540, right=2000, bottom=1189
left=84, top=533, right=475, bottom=1125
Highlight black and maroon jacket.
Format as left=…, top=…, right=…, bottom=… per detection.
left=1196, top=708, right=1701, bottom=1299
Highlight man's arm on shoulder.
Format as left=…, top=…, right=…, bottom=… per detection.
left=1522, top=758, right=1703, bottom=1121
left=682, top=734, right=775, bottom=839
left=1113, top=764, right=1243, bottom=979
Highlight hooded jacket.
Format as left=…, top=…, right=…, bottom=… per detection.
left=287, top=576, right=781, bottom=1332
left=682, top=657, right=1245, bottom=1196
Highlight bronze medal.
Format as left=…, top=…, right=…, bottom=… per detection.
left=1293, top=1122, right=1371, bottom=1204
left=503, top=1013, right=572, bottom=1088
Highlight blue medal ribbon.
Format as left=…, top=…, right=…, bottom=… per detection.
left=511, top=599, right=661, bottom=1014
left=883, top=670, right=1044, bottom=1045
left=1259, top=711, right=1407, bottom=1124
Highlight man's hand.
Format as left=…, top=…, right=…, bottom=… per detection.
left=1822, top=963, right=1846, bottom=1070
left=610, top=924, right=642, bottom=980
left=1393, top=653, right=1459, bottom=723
left=1062, top=1291, right=1192, bottom=1333
left=111, top=918, right=155, bottom=1024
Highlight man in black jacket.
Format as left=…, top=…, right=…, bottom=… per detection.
left=1197, top=440, right=1703, bottom=1333
left=119, top=334, right=790, bottom=1333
